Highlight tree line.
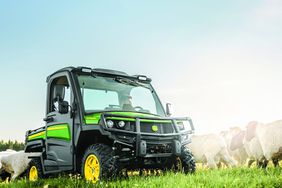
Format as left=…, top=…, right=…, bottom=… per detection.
left=0, top=140, right=25, bottom=151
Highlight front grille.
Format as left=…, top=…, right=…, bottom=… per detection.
left=146, top=143, right=173, bottom=154
left=105, top=118, right=175, bottom=134
left=140, top=122, right=174, bottom=134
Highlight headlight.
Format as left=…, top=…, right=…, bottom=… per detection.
left=106, top=120, right=114, bottom=128
left=177, top=121, right=185, bottom=131
left=117, top=121, right=125, bottom=128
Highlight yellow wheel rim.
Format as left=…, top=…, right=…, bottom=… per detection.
left=84, top=154, right=100, bottom=183
left=29, top=166, right=38, bottom=181
left=175, top=157, right=183, bottom=171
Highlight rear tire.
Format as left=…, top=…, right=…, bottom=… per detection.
left=26, top=158, right=44, bottom=181
left=0, top=171, right=10, bottom=181
left=81, top=144, right=118, bottom=183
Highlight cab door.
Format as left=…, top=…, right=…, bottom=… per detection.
left=44, top=73, right=74, bottom=171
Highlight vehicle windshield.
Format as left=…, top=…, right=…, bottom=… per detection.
left=77, top=74, right=166, bottom=116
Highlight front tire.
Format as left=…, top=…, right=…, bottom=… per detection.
left=173, top=146, right=196, bottom=174
left=181, top=146, right=196, bottom=173
left=81, top=144, right=118, bottom=183
left=26, top=158, right=44, bottom=181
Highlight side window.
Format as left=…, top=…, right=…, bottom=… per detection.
left=49, top=76, right=71, bottom=113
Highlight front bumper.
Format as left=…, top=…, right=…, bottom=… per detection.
left=101, top=113, right=194, bottom=158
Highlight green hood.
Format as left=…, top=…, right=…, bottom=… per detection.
left=84, top=111, right=170, bottom=124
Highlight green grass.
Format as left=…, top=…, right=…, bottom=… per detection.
left=1, top=168, right=281, bottom=188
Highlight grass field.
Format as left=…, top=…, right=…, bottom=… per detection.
left=0, top=167, right=281, bottom=188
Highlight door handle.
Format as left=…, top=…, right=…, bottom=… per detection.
left=43, top=116, right=54, bottom=123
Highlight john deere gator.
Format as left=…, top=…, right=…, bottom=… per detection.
left=24, top=66, right=196, bottom=183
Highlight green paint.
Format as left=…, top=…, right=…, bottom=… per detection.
left=47, top=124, right=71, bottom=141
left=84, top=113, right=101, bottom=124
left=140, top=119, right=171, bottom=123
left=176, top=121, right=185, bottom=124
left=28, top=131, right=46, bottom=141
left=28, top=124, right=71, bottom=141
left=84, top=112, right=171, bottom=125
left=106, top=117, right=135, bottom=122
left=106, top=117, right=171, bottom=123
left=108, top=111, right=159, bottom=118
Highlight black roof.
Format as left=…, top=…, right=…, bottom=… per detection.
left=47, top=66, right=151, bottom=82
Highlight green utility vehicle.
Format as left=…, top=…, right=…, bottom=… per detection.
left=25, top=67, right=195, bottom=183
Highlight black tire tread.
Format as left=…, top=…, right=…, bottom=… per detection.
left=181, top=146, right=196, bottom=174
left=81, top=144, right=118, bottom=181
left=26, top=158, right=44, bottom=180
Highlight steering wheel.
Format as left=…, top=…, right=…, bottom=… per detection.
left=108, top=105, right=121, bottom=109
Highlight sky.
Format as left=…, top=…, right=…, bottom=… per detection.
left=0, top=0, right=281, bottom=141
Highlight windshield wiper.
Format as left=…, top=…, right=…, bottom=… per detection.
left=114, top=77, right=153, bottom=91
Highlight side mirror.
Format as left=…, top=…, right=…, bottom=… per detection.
left=59, top=101, right=69, bottom=114
left=166, top=103, right=172, bottom=116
